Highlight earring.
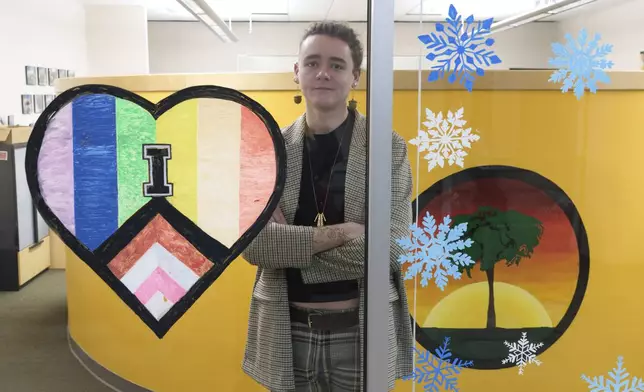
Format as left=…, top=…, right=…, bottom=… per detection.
left=348, top=98, right=357, bottom=110
left=294, top=95, right=302, bottom=104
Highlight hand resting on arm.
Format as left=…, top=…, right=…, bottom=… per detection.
left=243, top=131, right=410, bottom=273
left=241, top=206, right=364, bottom=269
left=313, top=223, right=364, bottom=253
left=299, top=132, right=413, bottom=284
left=272, top=205, right=363, bottom=254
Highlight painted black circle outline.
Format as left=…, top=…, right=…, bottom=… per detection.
left=410, top=165, right=590, bottom=370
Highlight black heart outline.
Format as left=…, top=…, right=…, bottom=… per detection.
left=25, top=84, right=286, bottom=338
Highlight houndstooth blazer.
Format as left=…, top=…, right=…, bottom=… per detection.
left=241, top=110, right=414, bottom=392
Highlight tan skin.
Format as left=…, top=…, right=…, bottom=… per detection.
left=271, top=34, right=365, bottom=309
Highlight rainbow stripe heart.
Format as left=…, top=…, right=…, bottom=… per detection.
left=25, top=85, right=286, bottom=337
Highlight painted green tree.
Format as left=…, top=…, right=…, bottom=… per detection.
left=451, top=206, right=544, bottom=329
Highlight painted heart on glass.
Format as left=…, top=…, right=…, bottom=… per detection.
left=25, top=84, right=286, bottom=338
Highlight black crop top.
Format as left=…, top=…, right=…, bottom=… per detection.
left=285, top=109, right=359, bottom=303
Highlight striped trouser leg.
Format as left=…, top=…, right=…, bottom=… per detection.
left=290, top=321, right=329, bottom=391
left=323, top=325, right=360, bottom=392
left=289, top=321, right=360, bottom=392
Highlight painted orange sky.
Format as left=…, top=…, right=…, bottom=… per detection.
left=404, top=177, right=581, bottom=326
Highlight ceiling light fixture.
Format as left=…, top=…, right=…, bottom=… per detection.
left=175, top=0, right=239, bottom=43
left=405, top=0, right=537, bottom=18
left=545, top=0, right=596, bottom=14
left=490, top=0, right=597, bottom=33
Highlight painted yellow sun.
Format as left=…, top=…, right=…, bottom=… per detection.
left=423, top=281, right=553, bottom=328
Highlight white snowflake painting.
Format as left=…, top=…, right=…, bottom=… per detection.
left=396, top=211, right=475, bottom=291
left=548, top=28, right=614, bottom=100
left=409, top=107, right=480, bottom=173
left=581, top=356, right=644, bottom=392
left=501, top=332, right=544, bottom=375
left=403, top=337, right=474, bottom=392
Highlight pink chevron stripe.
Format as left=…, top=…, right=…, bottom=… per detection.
left=134, top=267, right=187, bottom=305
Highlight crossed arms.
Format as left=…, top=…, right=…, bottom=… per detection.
left=241, top=133, right=413, bottom=284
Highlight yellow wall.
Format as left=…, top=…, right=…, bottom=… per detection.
left=49, top=231, right=67, bottom=269
left=67, top=90, right=308, bottom=392
left=67, top=88, right=644, bottom=391
left=394, top=90, right=644, bottom=390
left=18, top=236, right=50, bottom=285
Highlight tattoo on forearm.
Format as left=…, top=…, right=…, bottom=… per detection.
left=314, top=226, right=349, bottom=246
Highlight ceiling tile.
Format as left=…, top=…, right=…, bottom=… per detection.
left=288, top=0, right=334, bottom=21
left=326, top=0, right=367, bottom=21
left=141, top=0, right=610, bottom=23
left=146, top=0, right=195, bottom=20
left=405, top=0, right=536, bottom=19
left=207, top=0, right=289, bottom=19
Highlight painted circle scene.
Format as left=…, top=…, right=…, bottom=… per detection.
left=406, top=165, right=589, bottom=370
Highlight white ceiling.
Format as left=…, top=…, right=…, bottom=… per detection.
left=80, top=0, right=620, bottom=23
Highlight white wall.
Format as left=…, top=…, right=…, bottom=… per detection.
left=0, top=0, right=639, bottom=127
left=557, top=0, right=644, bottom=70
left=0, top=0, right=87, bottom=127
left=148, top=21, right=560, bottom=74
left=85, top=4, right=150, bottom=76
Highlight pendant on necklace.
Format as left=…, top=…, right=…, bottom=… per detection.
left=314, top=212, right=326, bottom=227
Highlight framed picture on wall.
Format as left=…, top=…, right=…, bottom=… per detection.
left=44, top=94, right=54, bottom=107
left=67, top=70, right=75, bottom=77
left=58, top=69, right=67, bottom=78
left=48, top=68, right=58, bottom=86
left=21, top=95, right=33, bottom=114
left=37, top=67, right=48, bottom=86
left=34, top=95, right=44, bottom=114
left=25, top=66, right=37, bottom=85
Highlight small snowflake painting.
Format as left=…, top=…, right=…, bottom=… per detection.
left=581, top=356, right=644, bottom=392
left=548, top=28, right=614, bottom=100
left=404, top=337, right=473, bottom=391
left=501, top=332, right=544, bottom=375
left=409, top=107, right=480, bottom=173
left=418, top=4, right=502, bottom=92
left=396, top=211, right=475, bottom=291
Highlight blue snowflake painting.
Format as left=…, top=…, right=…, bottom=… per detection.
left=404, top=337, right=473, bottom=391
left=548, top=28, right=614, bottom=100
left=581, top=356, right=644, bottom=392
left=417, top=4, right=502, bottom=92
left=396, top=211, right=475, bottom=291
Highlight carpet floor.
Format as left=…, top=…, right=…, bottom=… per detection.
left=0, top=269, right=112, bottom=392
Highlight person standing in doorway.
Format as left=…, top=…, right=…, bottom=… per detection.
left=242, top=21, right=414, bottom=392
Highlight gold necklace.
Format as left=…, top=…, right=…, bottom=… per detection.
left=305, top=117, right=349, bottom=227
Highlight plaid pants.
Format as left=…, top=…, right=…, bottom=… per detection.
left=275, top=307, right=361, bottom=392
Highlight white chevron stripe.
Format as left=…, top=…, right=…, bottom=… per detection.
left=157, top=245, right=200, bottom=290
left=120, top=242, right=200, bottom=293
left=146, top=291, right=174, bottom=320
left=120, top=248, right=157, bottom=293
